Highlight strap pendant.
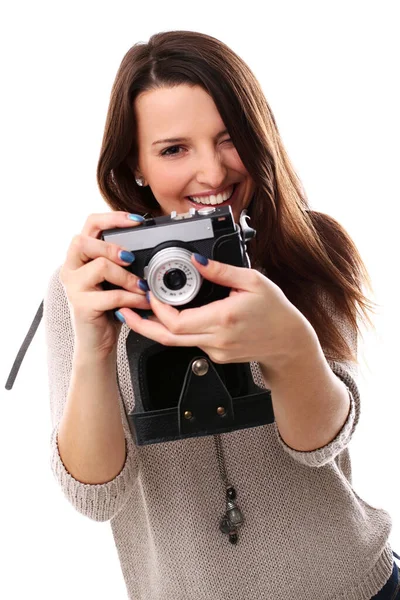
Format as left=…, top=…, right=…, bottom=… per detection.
left=219, top=486, right=244, bottom=545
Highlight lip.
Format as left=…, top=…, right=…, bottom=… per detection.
left=187, top=183, right=239, bottom=209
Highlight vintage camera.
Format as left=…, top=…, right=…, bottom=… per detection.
left=100, top=205, right=256, bottom=309
left=100, top=206, right=274, bottom=445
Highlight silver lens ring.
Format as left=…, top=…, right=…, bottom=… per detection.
left=146, top=247, right=203, bottom=306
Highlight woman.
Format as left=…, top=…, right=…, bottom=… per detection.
left=45, top=30, right=399, bottom=599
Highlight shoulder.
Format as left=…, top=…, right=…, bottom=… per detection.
left=45, top=265, right=65, bottom=302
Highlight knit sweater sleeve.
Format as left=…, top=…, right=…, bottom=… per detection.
left=44, top=266, right=140, bottom=521
left=273, top=290, right=361, bottom=468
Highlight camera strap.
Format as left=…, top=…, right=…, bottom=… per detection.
left=5, top=301, right=44, bottom=391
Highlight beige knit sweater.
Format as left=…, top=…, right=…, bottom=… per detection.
left=45, top=265, right=395, bottom=600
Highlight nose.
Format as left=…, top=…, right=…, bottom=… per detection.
left=195, top=149, right=228, bottom=191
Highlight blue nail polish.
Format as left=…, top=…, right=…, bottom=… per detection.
left=128, top=214, right=145, bottom=222
left=146, top=291, right=151, bottom=303
left=114, top=311, right=125, bottom=324
left=138, top=279, right=149, bottom=292
left=119, top=250, right=135, bottom=263
left=193, top=253, right=209, bottom=266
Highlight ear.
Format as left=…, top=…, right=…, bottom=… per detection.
left=129, top=159, right=143, bottom=181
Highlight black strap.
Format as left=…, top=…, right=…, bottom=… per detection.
left=129, top=388, right=274, bottom=445
left=4, top=301, right=44, bottom=390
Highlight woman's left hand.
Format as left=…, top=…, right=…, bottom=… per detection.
left=118, top=254, right=318, bottom=377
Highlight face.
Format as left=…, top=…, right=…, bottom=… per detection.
left=134, top=84, right=256, bottom=223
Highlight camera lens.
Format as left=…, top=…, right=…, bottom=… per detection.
left=145, top=247, right=203, bottom=306
left=163, top=268, right=187, bottom=291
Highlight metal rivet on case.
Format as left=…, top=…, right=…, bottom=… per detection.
left=192, top=358, right=209, bottom=376
left=217, top=406, right=226, bottom=416
left=184, top=411, right=193, bottom=419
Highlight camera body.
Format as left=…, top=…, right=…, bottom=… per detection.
left=100, top=205, right=255, bottom=309
left=99, top=205, right=274, bottom=446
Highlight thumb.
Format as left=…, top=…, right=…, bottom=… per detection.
left=191, top=253, right=255, bottom=292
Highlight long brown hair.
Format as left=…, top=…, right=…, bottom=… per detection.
left=97, top=30, right=377, bottom=367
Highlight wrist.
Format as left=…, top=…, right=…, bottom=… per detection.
left=259, top=323, right=321, bottom=388
left=73, top=346, right=118, bottom=369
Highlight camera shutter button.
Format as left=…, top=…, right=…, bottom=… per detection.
left=197, top=207, right=216, bottom=216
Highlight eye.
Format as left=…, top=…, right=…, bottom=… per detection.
left=160, top=139, right=233, bottom=158
left=160, top=145, right=183, bottom=157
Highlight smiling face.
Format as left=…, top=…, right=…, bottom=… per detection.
left=134, top=84, right=256, bottom=223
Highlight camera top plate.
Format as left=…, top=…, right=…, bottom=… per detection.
left=100, top=205, right=235, bottom=252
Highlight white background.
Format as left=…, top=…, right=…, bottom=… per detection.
left=0, top=1, right=399, bottom=598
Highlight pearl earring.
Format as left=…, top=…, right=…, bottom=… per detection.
left=135, top=177, right=145, bottom=187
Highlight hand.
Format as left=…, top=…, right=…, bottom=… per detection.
left=116, top=255, right=317, bottom=379
left=59, top=211, right=151, bottom=360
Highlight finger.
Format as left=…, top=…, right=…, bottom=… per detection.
left=118, top=307, right=213, bottom=347
left=87, top=289, right=152, bottom=313
left=81, top=211, right=146, bottom=239
left=191, top=254, right=263, bottom=293
left=147, top=290, right=243, bottom=334
left=72, top=256, right=148, bottom=295
left=65, top=233, right=141, bottom=272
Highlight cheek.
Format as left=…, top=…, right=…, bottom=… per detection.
left=228, top=151, right=249, bottom=175
left=152, top=168, right=186, bottom=194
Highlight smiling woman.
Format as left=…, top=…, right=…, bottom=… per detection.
left=39, top=29, right=399, bottom=600
left=97, top=33, right=375, bottom=370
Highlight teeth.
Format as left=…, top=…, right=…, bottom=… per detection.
left=189, top=185, right=235, bottom=205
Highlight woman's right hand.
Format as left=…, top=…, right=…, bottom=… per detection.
left=59, top=211, right=150, bottom=360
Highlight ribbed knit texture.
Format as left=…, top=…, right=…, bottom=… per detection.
left=45, top=266, right=395, bottom=599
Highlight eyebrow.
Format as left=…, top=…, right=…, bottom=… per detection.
left=152, top=128, right=229, bottom=146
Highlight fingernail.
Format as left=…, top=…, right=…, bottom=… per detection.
left=128, top=213, right=145, bottom=222
left=146, top=291, right=151, bottom=302
left=114, top=310, right=125, bottom=323
left=193, top=253, right=208, bottom=266
left=138, top=279, right=149, bottom=292
left=119, top=250, right=135, bottom=264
